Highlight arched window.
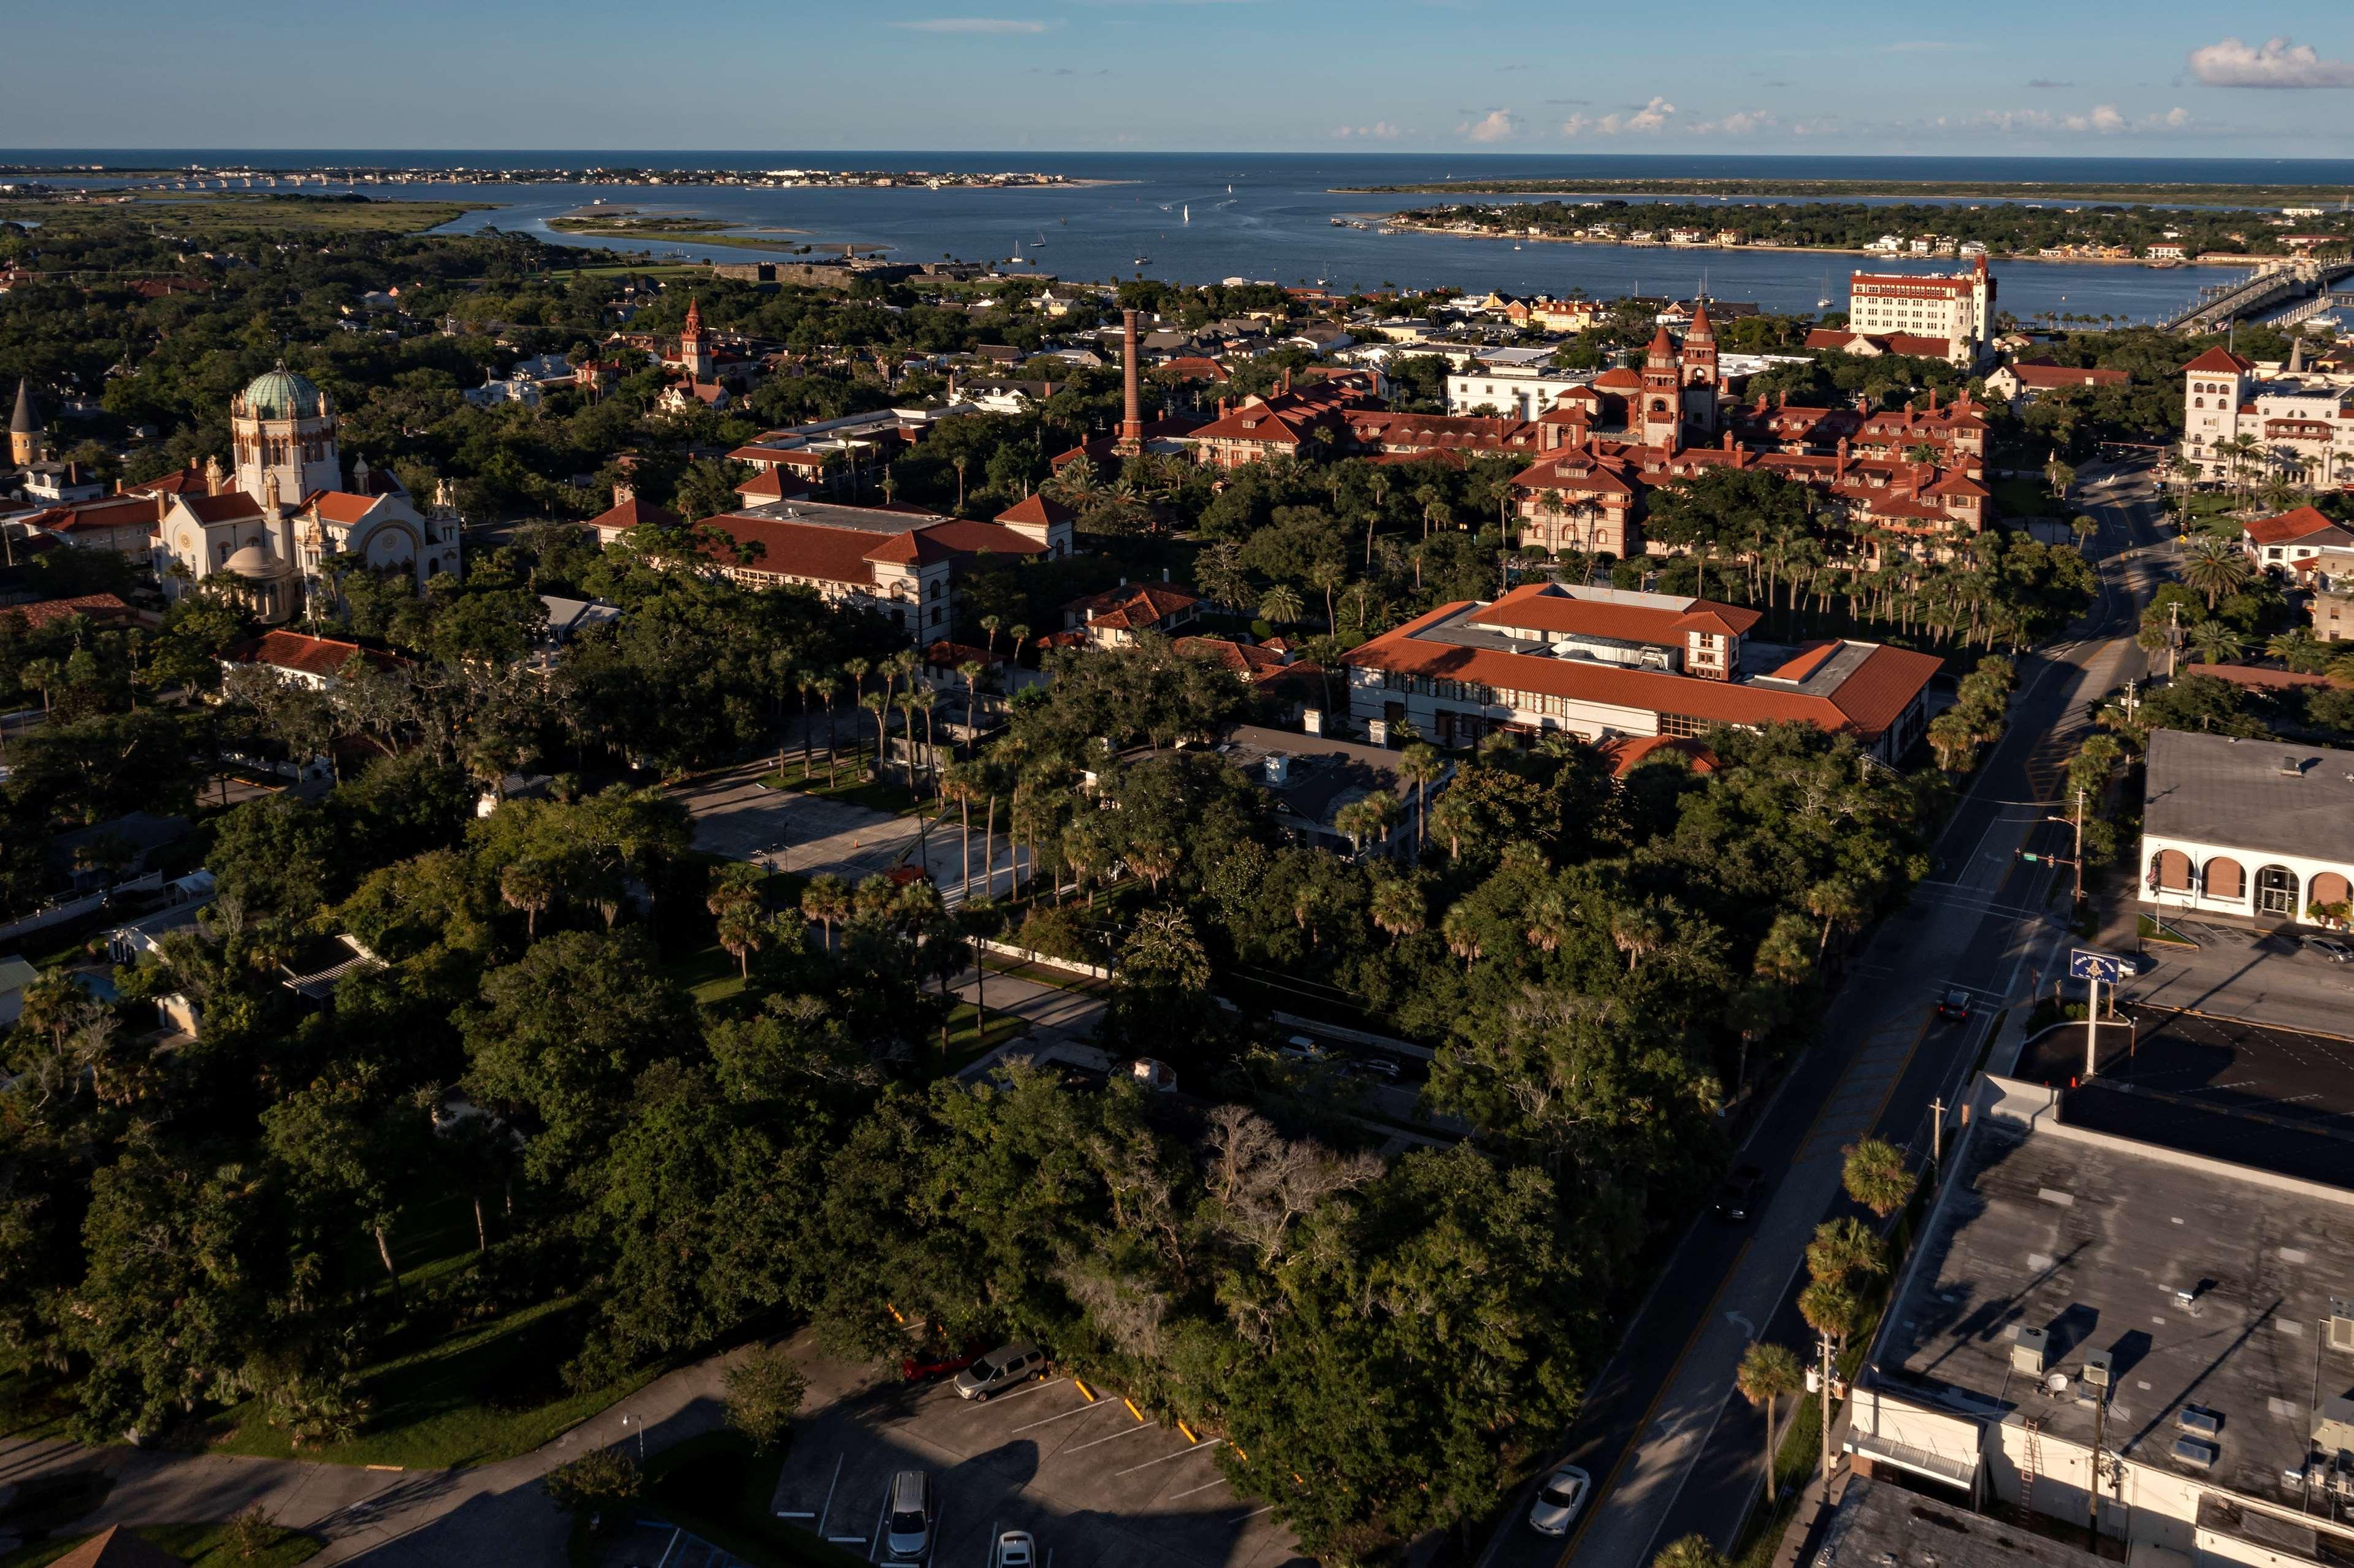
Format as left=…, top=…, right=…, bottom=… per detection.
left=2257, top=865, right=2300, bottom=918
left=2149, top=849, right=2192, bottom=892
left=2310, top=871, right=2352, bottom=921
left=2203, top=857, right=2245, bottom=900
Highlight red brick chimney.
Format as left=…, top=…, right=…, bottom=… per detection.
left=1115, top=309, right=1145, bottom=456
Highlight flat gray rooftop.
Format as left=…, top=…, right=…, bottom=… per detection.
left=732, top=499, right=949, bottom=534
left=1819, top=1474, right=2101, bottom=1568
left=2142, top=728, right=2354, bottom=863
left=1874, top=1116, right=2354, bottom=1511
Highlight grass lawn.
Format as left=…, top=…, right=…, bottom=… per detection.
left=0, top=1360, right=75, bottom=1445
left=1992, top=475, right=2062, bottom=521
left=667, top=941, right=751, bottom=1007
left=757, top=763, right=922, bottom=818
left=0, top=193, right=491, bottom=239
left=0, top=1524, right=319, bottom=1568
left=203, top=1281, right=657, bottom=1470
left=935, top=1001, right=1031, bottom=1076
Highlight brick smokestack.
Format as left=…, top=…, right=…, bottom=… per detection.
left=1116, top=308, right=1144, bottom=455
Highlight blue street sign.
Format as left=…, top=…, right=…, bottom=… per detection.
left=2069, top=949, right=2126, bottom=983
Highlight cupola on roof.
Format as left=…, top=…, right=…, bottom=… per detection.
left=238, top=367, right=329, bottom=421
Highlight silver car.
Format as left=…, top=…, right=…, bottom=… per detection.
left=994, top=1531, right=1038, bottom=1568
left=884, top=1469, right=934, bottom=1562
left=1529, top=1464, right=1590, bottom=1535
left=953, top=1343, right=1046, bottom=1401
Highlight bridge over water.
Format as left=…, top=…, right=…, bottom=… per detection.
left=2160, top=258, right=2354, bottom=332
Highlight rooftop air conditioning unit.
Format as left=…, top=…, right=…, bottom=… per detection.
left=2329, top=1299, right=2354, bottom=1353
left=2012, top=1328, right=2049, bottom=1377
left=2082, top=1349, right=2114, bottom=1390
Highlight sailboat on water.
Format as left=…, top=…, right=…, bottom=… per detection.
left=1816, top=269, right=1832, bottom=309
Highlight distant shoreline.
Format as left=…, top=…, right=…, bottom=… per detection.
left=1374, top=219, right=2257, bottom=268
left=1332, top=177, right=2345, bottom=207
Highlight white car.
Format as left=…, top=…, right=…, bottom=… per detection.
left=994, top=1531, right=1037, bottom=1567
left=1529, top=1464, right=1590, bottom=1535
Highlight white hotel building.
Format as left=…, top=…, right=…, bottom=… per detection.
left=1846, top=256, right=1996, bottom=364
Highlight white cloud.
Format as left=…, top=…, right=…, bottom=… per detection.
left=2188, top=36, right=2354, bottom=88
left=1694, top=109, right=1776, bottom=136
left=1334, top=122, right=1402, bottom=140
left=1974, top=103, right=2193, bottom=135
left=1621, top=96, right=1676, bottom=132
left=890, top=17, right=1047, bottom=32
left=1562, top=96, right=1676, bottom=137
left=1458, top=109, right=1516, bottom=142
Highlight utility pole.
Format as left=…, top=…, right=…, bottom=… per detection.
left=1819, top=1331, right=1836, bottom=1506
left=1930, top=1097, right=1946, bottom=1174
left=2071, top=789, right=2086, bottom=904
left=2085, top=970, right=2101, bottom=1079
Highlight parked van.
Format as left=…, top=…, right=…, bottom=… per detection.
left=884, top=1469, right=935, bottom=1561
left=953, top=1343, right=1047, bottom=1401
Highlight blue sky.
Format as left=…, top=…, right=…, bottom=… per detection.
left=6, top=1, right=2353, bottom=156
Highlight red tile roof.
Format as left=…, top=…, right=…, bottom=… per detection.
left=305, top=491, right=379, bottom=526
left=2182, top=346, right=2256, bottom=376
left=586, top=495, right=682, bottom=535
left=1160, top=356, right=1230, bottom=382
left=28, top=495, right=157, bottom=535
left=1346, top=603, right=1939, bottom=742
left=231, top=630, right=403, bottom=679
left=919, top=519, right=1049, bottom=560
left=1467, top=583, right=1762, bottom=644
left=122, top=466, right=208, bottom=497
left=703, top=516, right=891, bottom=585
left=2004, top=363, right=2130, bottom=390
left=995, top=492, right=1076, bottom=530
left=0, top=592, right=134, bottom=630
left=180, top=492, right=264, bottom=524
left=1068, top=583, right=1201, bottom=631
left=2243, top=506, right=2353, bottom=548
left=1599, top=735, right=1720, bottom=779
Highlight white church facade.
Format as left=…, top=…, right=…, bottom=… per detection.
left=159, top=367, right=460, bottom=623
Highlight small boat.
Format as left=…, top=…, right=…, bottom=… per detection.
left=1133, top=256, right=1150, bottom=266
left=1182, top=205, right=1189, bottom=223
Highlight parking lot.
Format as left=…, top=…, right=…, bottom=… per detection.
left=674, top=766, right=1025, bottom=901
left=770, top=1342, right=1307, bottom=1568
left=2115, top=919, right=2354, bottom=1037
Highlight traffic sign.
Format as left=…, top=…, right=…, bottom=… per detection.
left=2069, top=949, right=2126, bottom=983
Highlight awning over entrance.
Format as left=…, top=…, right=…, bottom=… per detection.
left=1848, top=1431, right=1979, bottom=1490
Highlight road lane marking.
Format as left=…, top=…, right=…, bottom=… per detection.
left=1550, top=1235, right=1754, bottom=1568
left=1066, top=1420, right=1158, bottom=1453
left=1014, top=1398, right=1124, bottom=1434
left=1171, top=1475, right=1232, bottom=1499
left=1116, top=1439, right=1225, bottom=1477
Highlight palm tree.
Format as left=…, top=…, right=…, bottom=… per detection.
left=939, top=760, right=983, bottom=893
left=1735, top=1342, right=1805, bottom=1510
left=1332, top=792, right=1396, bottom=855
left=800, top=873, right=851, bottom=951
left=1398, top=743, right=1442, bottom=847
left=1653, top=1536, right=1732, bottom=1568
left=980, top=615, right=1003, bottom=662
left=1258, top=581, right=1305, bottom=626
left=1368, top=874, right=1425, bottom=938
left=1841, top=1137, right=1914, bottom=1218
left=859, top=690, right=892, bottom=785
left=1798, top=1275, right=1862, bottom=1358
left=500, top=860, right=557, bottom=938
left=955, top=654, right=984, bottom=739
left=910, top=686, right=941, bottom=794
left=1440, top=901, right=1483, bottom=969
left=2181, top=536, right=2251, bottom=610
left=716, top=902, right=768, bottom=977
left=1309, top=559, right=1347, bottom=632
left=2185, top=619, right=2245, bottom=666
left=2268, top=628, right=2322, bottom=671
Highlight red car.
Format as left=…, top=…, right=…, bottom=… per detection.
left=901, top=1345, right=982, bottom=1383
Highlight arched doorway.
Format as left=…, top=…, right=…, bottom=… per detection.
left=2203, top=857, right=2245, bottom=901
left=2150, top=849, right=2192, bottom=893
left=2256, top=865, right=2300, bottom=919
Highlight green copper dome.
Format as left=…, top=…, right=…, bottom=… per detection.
left=239, top=367, right=328, bottom=420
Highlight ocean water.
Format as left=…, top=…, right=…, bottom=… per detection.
left=19, top=150, right=2354, bottom=321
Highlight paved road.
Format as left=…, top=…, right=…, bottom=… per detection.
left=1480, top=459, right=2168, bottom=1568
